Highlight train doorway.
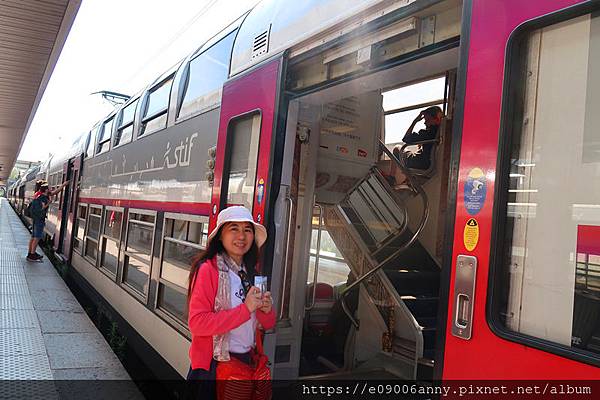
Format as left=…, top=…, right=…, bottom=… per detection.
left=273, top=46, right=459, bottom=380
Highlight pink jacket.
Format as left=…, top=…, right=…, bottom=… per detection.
left=188, top=256, right=276, bottom=370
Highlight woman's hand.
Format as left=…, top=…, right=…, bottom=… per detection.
left=259, top=291, right=272, bottom=313
left=244, top=286, right=263, bottom=313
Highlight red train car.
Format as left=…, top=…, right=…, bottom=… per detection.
left=14, top=0, right=599, bottom=382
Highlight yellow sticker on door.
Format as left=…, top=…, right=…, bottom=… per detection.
left=463, top=218, right=479, bottom=251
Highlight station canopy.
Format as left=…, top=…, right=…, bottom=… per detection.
left=0, top=0, right=80, bottom=185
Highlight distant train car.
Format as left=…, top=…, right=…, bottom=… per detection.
left=26, top=0, right=600, bottom=382
left=15, top=165, right=41, bottom=223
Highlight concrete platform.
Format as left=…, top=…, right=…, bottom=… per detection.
left=0, top=199, right=143, bottom=399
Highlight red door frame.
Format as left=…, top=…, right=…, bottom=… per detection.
left=443, top=0, right=598, bottom=379
left=210, top=58, right=283, bottom=242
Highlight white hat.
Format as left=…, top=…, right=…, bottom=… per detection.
left=208, top=206, right=267, bottom=248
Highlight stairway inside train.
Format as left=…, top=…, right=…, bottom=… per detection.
left=320, top=162, right=442, bottom=379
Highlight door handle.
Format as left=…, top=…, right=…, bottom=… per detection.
left=451, top=255, right=477, bottom=340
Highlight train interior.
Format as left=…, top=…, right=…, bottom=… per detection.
left=275, top=42, right=460, bottom=380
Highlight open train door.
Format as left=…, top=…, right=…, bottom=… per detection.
left=58, top=154, right=82, bottom=261
left=53, top=160, right=71, bottom=252
left=441, top=0, right=600, bottom=380
left=209, top=55, right=287, bottom=364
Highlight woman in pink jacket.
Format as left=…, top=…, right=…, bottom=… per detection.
left=187, top=206, right=275, bottom=398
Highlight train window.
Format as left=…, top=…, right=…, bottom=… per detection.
left=100, top=208, right=123, bottom=277
left=114, top=99, right=138, bottom=147
left=494, top=13, right=600, bottom=361
left=85, top=128, right=96, bottom=158
left=177, top=30, right=237, bottom=120
left=382, top=76, right=446, bottom=144
left=123, top=210, right=156, bottom=297
left=140, top=77, right=173, bottom=137
left=223, top=113, right=261, bottom=210
left=84, top=206, right=102, bottom=264
left=96, top=117, right=114, bottom=155
left=157, top=214, right=208, bottom=323
left=74, top=204, right=88, bottom=253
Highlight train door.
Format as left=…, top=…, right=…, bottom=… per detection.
left=210, top=56, right=287, bottom=363
left=442, top=0, right=600, bottom=379
left=58, top=155, right=81, bottom=261
left=54, top=161, right=71, bottom=251
left=271, top=49, right=461, bottom=381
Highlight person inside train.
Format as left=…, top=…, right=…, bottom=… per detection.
left=26, top=180, right=69, bottom=262
left=187, top=206, right=275, bottom=400
left=389, top=106, right=444, bottom=185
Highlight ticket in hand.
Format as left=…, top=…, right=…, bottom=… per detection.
left=254, top=276, right=268, bottom=294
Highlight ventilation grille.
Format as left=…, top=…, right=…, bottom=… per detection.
left=252, top=25, right=271, bottom=59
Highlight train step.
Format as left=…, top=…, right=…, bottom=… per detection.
left=401, top=296, right=439, bottom=318
left=385, top=269, right=440, bottom=296
left=422, top=327, right=437, bottom=352
left=417, top=357, right=435, bottom=381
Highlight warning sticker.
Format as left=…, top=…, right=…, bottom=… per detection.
left=463, top=218, right=479, bottom=251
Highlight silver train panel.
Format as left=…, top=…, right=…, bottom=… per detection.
left=71, top=252, right=190, bottom=377
left=80, top=108, right=219, bottom=208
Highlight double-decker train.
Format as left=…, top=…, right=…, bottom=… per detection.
left=9, top=0, right=600, bottom=381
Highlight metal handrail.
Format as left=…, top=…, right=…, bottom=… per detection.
left=278, top=194, right=295, bottom=320
left=305, top=203, right=323, bottom=311
left=339, top=140, right=430, bottom=328
left=398, top=136, right=440, bottom=178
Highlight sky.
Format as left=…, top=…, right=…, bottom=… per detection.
left=18, top=0, right=261, bottom=163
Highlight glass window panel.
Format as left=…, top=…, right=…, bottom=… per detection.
left=126, top=222, right=153, bottom=262
left=382, top=77, right=445, bottom=111
left=101, top=237, right=118, bottom=275
left=85, top=239, right=97, bottom=262
left=87, top=215, right=101, bottom=240
left=162, top=240, right=195, bottom=288
left=178, top=31, right=236, bottom=119
left=172, top=220, right=187, bottom=241
left=97, top=118, right=114, bottom=154
left=115, top=124, right=133, bottom=147
left=383, top=105, right=445, bottom=145
left=144, top=78, right=173, bottom=118
left=130, top=213, right=155, bottom=224
left=104, top=210, right=122, bottom=239
left=225, top=114, right=261, bottom=209
left=310, top=230, right=344, bottom=259
left=90, top=207, right=101, bottom=216
left=142, top=113, right=167, bottom=135
left=120, top=100, right=138, bottom=127
left=187, top=221, right=205, bottom=245
left=101, top=118, right=113, bottom=141
left=308, top=255, right=350, bottom=287
left=498, top=14, right=600, bottom=357
left=86, top=129, right=96, bottom=158
left=76, top=219, right=85, bottom=240
left=124, top=255, right=150, bottom=294
left=158, top=284, right=187, bottom=322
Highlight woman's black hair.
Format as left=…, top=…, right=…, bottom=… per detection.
left=187, top=224, right=259, bottom=305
